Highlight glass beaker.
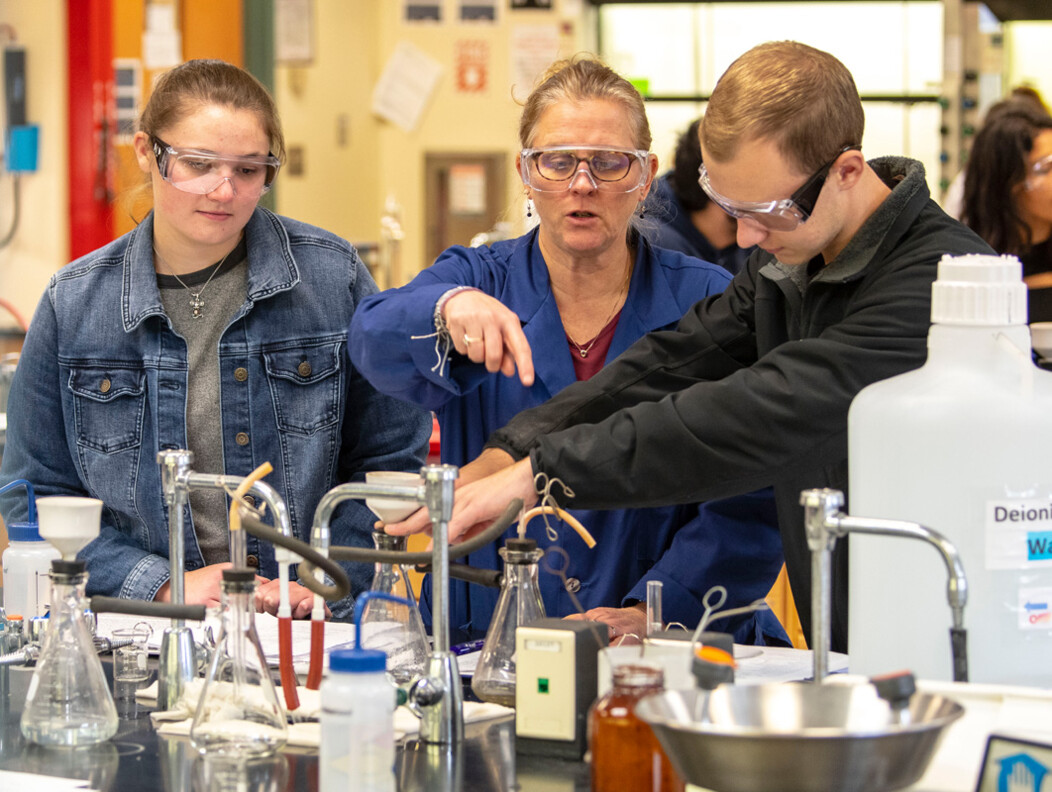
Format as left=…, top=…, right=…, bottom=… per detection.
left=358, top=528, right=430, bottom=685
left=20, top=559, right=119, bottom=746
left=470, top=538, right=545, bottom=706
left=190, top=568, right=288, bottom=756
left=112, top=622, right=153, bottom=683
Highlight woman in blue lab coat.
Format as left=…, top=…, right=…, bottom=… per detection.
left=349, top=56, right=787, bottom=644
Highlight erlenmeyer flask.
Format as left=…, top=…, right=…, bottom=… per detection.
left=190, top=568, right=288, bottom=755
left=471, top=538, right=545, bottom=706
left=359, top=528, right=430, bottom=685
left=21, top=559, right=118, bottom=746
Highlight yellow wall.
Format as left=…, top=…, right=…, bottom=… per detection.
left=0, top=0, right=69, bottom=331
left=275, top=2, right=587, bottom=283
left=1005, top=20, right=1052, bottom=107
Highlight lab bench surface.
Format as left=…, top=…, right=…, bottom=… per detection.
left=0, top=665, right=589, bottom=792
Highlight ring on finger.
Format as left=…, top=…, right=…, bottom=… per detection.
left=464, top=333, right=482, bottom=344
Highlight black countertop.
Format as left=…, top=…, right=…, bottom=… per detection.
left=0, top=664, right=590, bottom=792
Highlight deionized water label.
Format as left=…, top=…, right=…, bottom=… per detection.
left=985, top=498, right=1052, bottom=570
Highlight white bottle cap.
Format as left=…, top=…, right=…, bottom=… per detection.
left=930, top=253, right=1028, bottom=326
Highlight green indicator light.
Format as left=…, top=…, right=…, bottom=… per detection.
left=538, top=678, right=549, bottom=694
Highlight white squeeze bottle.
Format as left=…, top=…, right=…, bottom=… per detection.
left=848, top=253, right=1052, bottom=686
left=0, top=480, right=60, bottom=619
left=3, top=521, right=61, bottom=618
left=319, top=646, right=396, bottom=792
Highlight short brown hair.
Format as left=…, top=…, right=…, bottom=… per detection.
left=518, top=54, right=651, bottom=151
left=701, top=41, right=863, bottom=173
left=139, top=59, right=285, bottom=162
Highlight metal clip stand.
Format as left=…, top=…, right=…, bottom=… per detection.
left=311, top=465, right=464, bottom=745
left=157, top=450, right=198, bottom=711
left=800, top=488, right=969, bottom=684
left=156, top=450, right=297, bottom=710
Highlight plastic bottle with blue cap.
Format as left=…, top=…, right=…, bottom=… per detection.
left=320, top=591, right=404, bottom=792
left=0, top=479, right=60, bottom=619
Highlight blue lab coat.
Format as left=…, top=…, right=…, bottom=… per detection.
left=349, top=229, right=788, bottom=643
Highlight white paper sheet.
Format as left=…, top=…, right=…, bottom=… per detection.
left=0, top=770, right=100, bottom=791
left=371, top=42, right=443, bottom=132
left=96, top=611, right=357, bottom=667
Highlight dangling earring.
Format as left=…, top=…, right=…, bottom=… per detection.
left=526, top=198, right=534, bottom=219
left=638, top=202, right=646, bottom=219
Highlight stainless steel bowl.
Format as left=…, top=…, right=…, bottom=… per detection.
left=635, top=683, right=964, bottom=792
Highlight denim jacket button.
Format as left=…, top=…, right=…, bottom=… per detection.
left=234, top=367, right=249, bottom=382
left=297, top=361, right=312, bottom=377
left=235, top=432, right=250, bottom=446
left=246, top=554, right=259, bottom=568
left=99, top=378, right=111, bottom=394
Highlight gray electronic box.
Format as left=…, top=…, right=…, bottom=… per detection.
left=514, top=618, right=608, bottom=759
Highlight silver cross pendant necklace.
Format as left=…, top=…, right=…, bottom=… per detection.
left=154, top=244, right=236, bottom=320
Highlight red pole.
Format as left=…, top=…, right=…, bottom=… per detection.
left=67, top=0, right=115, bottom=261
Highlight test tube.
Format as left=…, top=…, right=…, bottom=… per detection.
left=646, top=580, right=663, bottom=637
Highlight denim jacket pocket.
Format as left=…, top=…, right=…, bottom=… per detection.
left=68, top=366, right=147, bottom=453
left=262, top=340, right=342, bottom=436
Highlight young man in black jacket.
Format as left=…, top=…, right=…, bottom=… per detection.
left=388, top=41, right=994, bottom=653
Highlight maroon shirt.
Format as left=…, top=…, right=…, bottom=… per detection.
left=568, top=309, right=623, bottom=381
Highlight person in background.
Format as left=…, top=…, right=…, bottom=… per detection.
left=643, top=117, right=751, bottom=274
left=943, top=85, right=1049, bottom=219
left=385, top=41, right=994, bottom=654
left=350, top=56, right=788, bottom=645
left=961, top=101, right=1052, bottom=321
left=0, top=59, right=430, bottom=617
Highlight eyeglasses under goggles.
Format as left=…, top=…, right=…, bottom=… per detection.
left=520, top=145, right=650, bottom=192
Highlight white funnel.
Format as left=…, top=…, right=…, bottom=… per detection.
left=365, top=471, right=421, bottom=524
left=36, top=496, right=104, bottom=560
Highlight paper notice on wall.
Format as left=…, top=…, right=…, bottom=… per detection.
left=450, top=164, right=486, bottom=214
left=372, top=41, right=444, bottom=132
left=142, top=3, right=181, bottom=70
left=276, top=0, right=314, bottom=64
left=510, top=24, right=559, bottom=102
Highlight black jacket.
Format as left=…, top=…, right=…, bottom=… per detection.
left=489, top=158, right=994, bottom=652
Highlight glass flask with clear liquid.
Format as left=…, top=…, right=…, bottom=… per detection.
left=21, top=559, right=119, bottom=746
left=471, top=538, right=545, bottom=706
left=358, top=528, right=430, bottom=685
left=190, top=568, right=288, bottom=755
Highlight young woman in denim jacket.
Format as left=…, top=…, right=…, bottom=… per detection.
left=0, top=60, right=430, bottom=618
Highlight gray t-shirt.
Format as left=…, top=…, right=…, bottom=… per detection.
left=157, top=240, right=248, bottom=565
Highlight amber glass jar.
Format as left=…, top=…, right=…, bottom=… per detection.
left=588, top=663, right=685, bottom=792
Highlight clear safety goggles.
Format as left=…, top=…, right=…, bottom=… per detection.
left=520, top=145, right=650, bottom=192
left=1026, top=153, right=1052, bottom=190
left=698, top=145, right=860, bottom=231
left=151, top=136, right=282, bottom=196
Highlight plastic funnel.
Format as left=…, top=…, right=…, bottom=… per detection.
left=365, top=471, right=420, bottom=524
left=36, top=496, right=104, bottom=559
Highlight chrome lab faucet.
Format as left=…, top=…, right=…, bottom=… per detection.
left=800, top=488, right=968, bottom=684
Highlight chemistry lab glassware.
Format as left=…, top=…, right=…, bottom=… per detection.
left=20, top=559, right=119, bottom=746
left=359, top=527, right=431, bottom=685
left=190, top=568, right=288, bottom=755
left=113, top=623, right=153, bottom=683
left=589, top=663, right=685, bottom=792
left=471, top=538, right=545, bottom=706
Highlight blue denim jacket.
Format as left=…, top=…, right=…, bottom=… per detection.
left=0, top=208, right=431, bottom=618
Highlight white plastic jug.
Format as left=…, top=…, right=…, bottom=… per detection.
left=848, top=253, right=1052, bottom=686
